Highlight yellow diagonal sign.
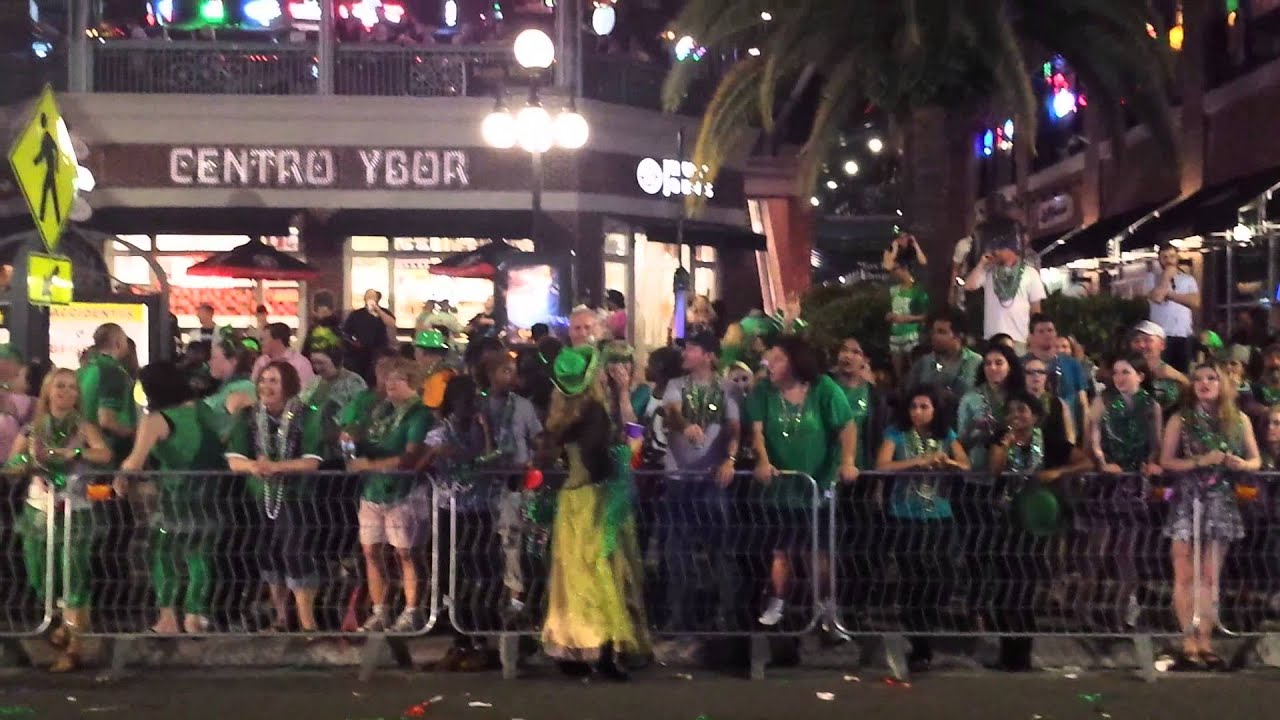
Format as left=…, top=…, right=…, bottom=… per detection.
left=8, top=85, right=78, bottom=254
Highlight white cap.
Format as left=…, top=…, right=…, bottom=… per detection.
left=1134, top=320, right=1166, bottom=339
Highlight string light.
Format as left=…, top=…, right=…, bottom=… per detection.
left=842, top=160, right=859, bottom=175
left=825, top=180, right=838, bottom=190
left=867, top=137, right=884, bottom=153
left=760, top=11, right=772, bottom=21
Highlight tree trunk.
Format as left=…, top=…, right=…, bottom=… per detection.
left=900, top=106, right=974, bottom=311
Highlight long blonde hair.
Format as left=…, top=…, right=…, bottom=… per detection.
left=33, top=368, right=81, bottom=429
left=1183, top=363, right=1243, bottom=443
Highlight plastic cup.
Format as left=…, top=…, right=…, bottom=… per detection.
left=625, top=422, right=645, bottom=440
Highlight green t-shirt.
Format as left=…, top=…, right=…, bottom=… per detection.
left=225, top=404, right=325, bottom=500
left=746, top=375, right=855, bottom=504
left=149, top=403, right=227, bottom=527
left=889, top=283, right=929, bottom=339
left=78, top=352, right=137, bottom=464
left=204, top=377, right=257, bottom=442
left=359, top=399, right=433, bottom=505
left=338, top=390, right=382, bottom=434
left=839, top=381, right=872, bottom=470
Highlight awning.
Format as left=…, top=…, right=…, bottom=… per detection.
left=625, top=217, right=766, bottom=252
left=1124, top=166, right=1280, bottom=248
left=1035, top=203, right=1166, bottom=266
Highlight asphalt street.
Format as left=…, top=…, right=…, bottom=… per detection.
left=2, top=668, right=1278, bottom=720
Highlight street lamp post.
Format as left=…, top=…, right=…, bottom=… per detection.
left=482, top=29, right=589, bottom=252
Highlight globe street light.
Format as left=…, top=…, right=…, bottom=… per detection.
left=482, top=31, right=590, bottom=253
left=513, top=28, right=555, bottom=70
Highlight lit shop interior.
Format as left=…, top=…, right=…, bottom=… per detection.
left=106, top=224, right=723, bottom=351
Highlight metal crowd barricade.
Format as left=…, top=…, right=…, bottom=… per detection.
left=60, top=471, right=439, bottom=675
left=832, top=470, right=1280, bottom=680
left=1, top=478, right=55, bottom=638
left=445, top=468, right=819, bottom=678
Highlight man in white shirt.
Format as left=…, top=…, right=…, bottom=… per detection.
left=1142, top=242, right=1200, bottom=372
left=964, top=215, right=1047, bottom=355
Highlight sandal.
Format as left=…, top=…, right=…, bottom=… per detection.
left=1198, top=650, right=1229, bottom=672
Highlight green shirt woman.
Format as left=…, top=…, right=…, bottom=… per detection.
left=225, top=361, right=325, bottom=633
left=115, top=361, right=225, bottom=636
left=8, top=367, right=113, bottom=673
left=746, top=337, right=856, bottom=627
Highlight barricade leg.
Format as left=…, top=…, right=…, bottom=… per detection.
left=498, top=633, right=518, bottom=679
left=882, top=633, right=909, bottom=681
left=1133, top=634, right=1156, bottom=683
left=749, top=634, right=768, bottom=680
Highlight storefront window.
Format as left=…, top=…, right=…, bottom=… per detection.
left=349, top=256, right=390, bottom=311
left=604, top=232, right=630, bottom=257
left=107, top=234, right=304, bottom=343
left=393, top=257, right=492, bottom=330
left=346, top=236, right=529, bottom=338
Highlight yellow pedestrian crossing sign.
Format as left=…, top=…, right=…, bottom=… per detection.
left=8, top=85, right=78, bottom=254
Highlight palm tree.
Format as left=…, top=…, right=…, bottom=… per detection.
left=663, top=0, right=1180, bottom=290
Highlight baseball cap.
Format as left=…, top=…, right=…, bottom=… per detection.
left=1134, top=320, right=1166, bottom=339
left=685, top=331, right=721, bottom=356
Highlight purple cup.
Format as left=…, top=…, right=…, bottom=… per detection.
left=625, top=422, right=645, bottom=440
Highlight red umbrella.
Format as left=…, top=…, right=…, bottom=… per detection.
left=186, top=240, right=319, bottom=281
left=428, top=241, right=522, bottom=279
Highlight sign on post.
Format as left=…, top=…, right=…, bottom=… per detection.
left=8, top=85, right=78, bottom=254
left=27, top=253, right=73, bottom=306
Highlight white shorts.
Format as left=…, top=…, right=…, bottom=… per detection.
left=358, top=486, right=432, bottom=549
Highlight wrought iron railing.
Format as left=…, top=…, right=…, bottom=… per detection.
left=86, top=40, right=695, bottom=112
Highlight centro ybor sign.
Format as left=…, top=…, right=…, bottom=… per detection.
left=636, top=158, right=715, bottom=199
left=167, top=146, right=471, bottom=189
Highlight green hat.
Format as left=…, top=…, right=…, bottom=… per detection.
left=738, top=313, right=779, bottom=340
left=414, top=329, right=450, bottom=351
left=603, top=341, right=634, bottom=364
left=1201, top=330, right=1224, bottom=352
left=0, top=344, right=22, bottom=361
left=1015, top=485, right=1063, bottom=537
left=551, top=345, right=601, bottom=396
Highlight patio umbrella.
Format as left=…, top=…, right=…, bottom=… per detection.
left=186, top=240, right=319, bottom=281
left=429, top=241, right=522, bottom=279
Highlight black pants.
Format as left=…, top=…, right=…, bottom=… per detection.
left=1164, top=336, right=1193, bottom=373
left=890, top=517, right=957, bottom=661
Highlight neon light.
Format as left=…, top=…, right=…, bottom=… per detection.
left=1051, top=88, right=1077, bottom=119
left=1003, top=119, right=1014, bottom=139
left=288, top=0, right=320, bottom=21
left=982, top=129, right=994, bottom=157
left=444, top=0, right=457, bottom=26
left=243, top=0, right=283, bottom=26
left=158, top=0, right=174, bottom=22
left=199, top=0, right=226, bottom=22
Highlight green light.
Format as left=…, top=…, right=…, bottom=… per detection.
left=1042, top=61, right=1051, bottom=78
left=199, top=0, right=226, bottom=22
left=1226, top=0, right=1240, bottom=13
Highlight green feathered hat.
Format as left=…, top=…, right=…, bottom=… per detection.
left=550, top=345, right=602, bottom=396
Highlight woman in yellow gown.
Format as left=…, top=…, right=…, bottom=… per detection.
left=538, top=345, right=649, bottom=680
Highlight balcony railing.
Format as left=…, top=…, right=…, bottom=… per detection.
left=91, top=40, right=320, bottom=95
left=333, top=45, right=511, bottom=97
left=84, top=40, right=691, bottom=112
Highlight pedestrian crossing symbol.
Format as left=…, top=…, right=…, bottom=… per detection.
left=8, top=85, right=78, bottom=254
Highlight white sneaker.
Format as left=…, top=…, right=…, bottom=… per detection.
left=390, top=607, right=423, bottom=633
left=758, top=597, right=785, bottom=626
left=359, top=608, right=389, bottom=633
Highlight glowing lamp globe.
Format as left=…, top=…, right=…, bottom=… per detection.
left=516, top=105, right=554, bottom=153
left=481, top=110, right=517, bottom=149
left=513, top=28, right=555, bottom=70
left=591, top=5, right=616, bottom=36
left=554, top=110, right=589, bottom=149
